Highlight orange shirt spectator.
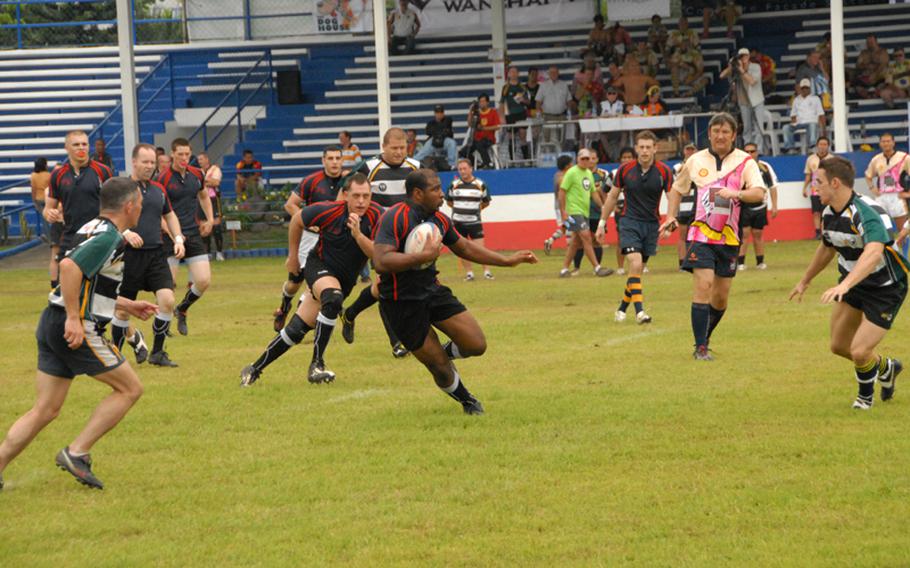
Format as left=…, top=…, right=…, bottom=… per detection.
left=475, top=107, right=500, bottom=143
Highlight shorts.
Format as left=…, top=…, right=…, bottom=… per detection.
left=681, top=241, right=739, bottom=278
left=119, top=247, right=175, bottom=299
left=303, top=254, right=356, bottom=297
left=49, top=222, right=63, bottom=246
left=36, top=306, right=125, bottom=379
left=380, top=285, right=467, bottom=352
left=289, top=230, right=320, bottom=284
left=678, top=202, right=696, bottom=226
left=455, top=222, right=484, bottom=240
left=567, top=214, right=590, bottom=232
left=842, top=280, right=907, bottom=330
left=876, top=193, right=908, bottom=219
left=163, top=233, right=207, bottom=263
left=740, top=207, right=769, bottom=230
left=810, top=195, right=824, bottom=214
left=618, top=217, right=659, bottom=256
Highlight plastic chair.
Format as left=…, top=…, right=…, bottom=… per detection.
left=758, top=108, right=781, bottom=156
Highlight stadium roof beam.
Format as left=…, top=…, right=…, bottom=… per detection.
left=116, top=0, right=138, bottom=174
left=372, top=0, right=392, bottom=136
left=831, top=0, right=850, bottom=152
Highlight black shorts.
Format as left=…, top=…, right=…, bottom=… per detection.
left=681, top=241, right=739, bottom=278
left=740, top=207, right=769, bottom=230
left=119, top=247, right=175, bottom=300
left=163, top=233, right=207, bottom=260
left=618, top=217, right=659, bottom=256
left=380, top=285, right=467, bottom=352
left=567, top=214, right=590, bottom=232
left=843, top=281, right=907, bottom=330
left=454, top=222, right=484, bottom=240
left=304, top=254, right=356, bottom=297
left=810, top=195, right=824, bottom=213
left=49, top=222, right=63, bottom=247
left=677, top=210, right=695, bottom=227
left=36, top=306, right=125, bottom=379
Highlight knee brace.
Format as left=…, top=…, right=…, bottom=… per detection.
left=284, top=314, right=310, bottom=344
left=319, top=288, right=345, bottom=320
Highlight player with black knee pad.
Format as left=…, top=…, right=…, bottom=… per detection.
left=241, top=173, right=382, bottom=386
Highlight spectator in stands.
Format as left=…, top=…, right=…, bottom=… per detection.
left=880, top=48, right=910, bottom=109
left=612, top=58, right=658, bottom=107
left=640, top=86, right=667, bottom=116
left=467, top=94, right=500, bottom=169
left=573, top=68, right=605, bottom=118
left=91, top=138, right=114, bottom=171
left=794, top=50, right=830, bottom=104
left=524, top=67, right=541, bottom=118
left=600, top=86, right=625, bottom=159
left=647, top=14, right=668, bottom=57
left=415, top=104, right=456, bottom=168
left=751, top=47, right=777, bottom=92
left=500, top=66, right=530, bottom=161
left=388, top=0, right=419, bottom=55
left=338, top=130, right=362, bottom=171
left=634, top=42, right=660, bottom=78
left=782, top=79, right=826, bottom=154
left=667, top=16, right=699, bottom=57
left=851, top=34, right=889, bottom=99
left=609, top=21, right=632, bottom=65
left=406, top=128, right=419, bottom=157
left=669, top=38, right=706, bottom=97
left=537, top=65, right=572, bottom=149
left=721, top=47, right=765, bottom=151
left=816, top=32, right=832, bottom=78
left=575, top=52, right=604, bottom=86
left=710, top=0, right=741, bottom=39
left=587, top=15, right=613, bottom=62
left=234, top=149, right=262, bottom=200
left=30, top=157, right=51, bottom=244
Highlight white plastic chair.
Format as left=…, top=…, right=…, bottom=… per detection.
left=758, top=107, right=781, bottom=156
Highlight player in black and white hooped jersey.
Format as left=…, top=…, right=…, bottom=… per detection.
left=240, top=173, right=383, bottom=386
left=445, top=158, right=493, bottom=281
left=372, top=169, right=537, bottom=415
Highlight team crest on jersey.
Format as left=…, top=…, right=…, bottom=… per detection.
left=582, top=179, right=591, bottom=189
left=698, top=168, right=709, bottom=177
left=378, top=183, right=387, bottom=192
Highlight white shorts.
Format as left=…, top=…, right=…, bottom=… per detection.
left=298, top=230, right=319, bottom=267
left=876, top=193, right=907, bottom=219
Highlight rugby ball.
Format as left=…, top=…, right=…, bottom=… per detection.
left=404, top=222, right=442, bottom=268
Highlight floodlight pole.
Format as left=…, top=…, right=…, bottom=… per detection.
left=116, top=0, right=139, bottom=174
left=830, top=0, right=849, bottom=153
left=490, top=0, right=507, bottom=98
left=372, top=0, right=392, bottom=136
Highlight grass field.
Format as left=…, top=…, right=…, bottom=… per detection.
left=2, top=240, right=910, bottom=566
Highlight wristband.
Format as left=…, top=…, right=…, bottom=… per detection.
left=597, top=219, right=606, bottom=231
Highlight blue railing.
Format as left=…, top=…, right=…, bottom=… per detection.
left=188, top=51, right=274, bottom=154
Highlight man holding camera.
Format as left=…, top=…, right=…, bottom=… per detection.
left=720, top=47, right=765, bottom=152
left=415, top=104, right=456, bottom=169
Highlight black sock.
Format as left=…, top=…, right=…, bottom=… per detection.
left=737, top=255, right=745, bottom=265
left=691, top=303, right=710, bottom=347
left=441, top=367, right=474, bottom=404
left=252, top=319, right=312, bottom=372
left=707, top=305, right=726, bottom=341
left=855, top=358, right=878, bottom=402
left=312, top=311, right=337, bottom=364
left=378, top=302, right=401, bottom=347
left=50, top=279, right=58, bottom=289
left=213, top=226, right=224, bottom=252
left=594, top=245, right=603, bottom=265
left=177, top=284, right=203, bottom=313
left=344, top=286, right=376, bottom=321
left=573, top=248, right=583, bottom=270
left=152, top=315, right=170, bottom=354
left=443, top=341, right=463, bottom=360
left=280, top=286, right=294, bottom=314
left=678, top=258, right=684, bottom=267
left=756, top=255, right=764, bottom=265
left=111, top=320, right=129, bottom=351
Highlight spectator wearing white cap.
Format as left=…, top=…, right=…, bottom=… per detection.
left=721, top=47, right=765, bottom=151
left=781, top=78, right=826, bottom=153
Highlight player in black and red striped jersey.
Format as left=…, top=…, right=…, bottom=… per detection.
left=271, top=146, right=346, bottom=331
left=44, top=130, right=113, bottom=288
left=372, top=169, right=537, bottom=415
left=241, top=173, right=383, bottom=386
left=157, top=138, right=213, bottom=336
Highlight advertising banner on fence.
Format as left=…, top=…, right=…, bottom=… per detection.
left=405, top=0, right=593, bottom=35
left=606, top=0, right=670, bottom=21
left=315, top=0, right=374, bottom=33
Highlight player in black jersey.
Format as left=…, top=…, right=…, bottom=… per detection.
left=341, top=128, right=421, bottom=358
left=373, top=169, right=537, bottom=415
left=157, top=138, right=213, bottom=336
left=240, top=174, right=383, bottom=386
left=272, top=146, right=345, bottom=331
left=44, top=130, right=113, bottom=287
left=111, top=144, right=185, bottom=368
